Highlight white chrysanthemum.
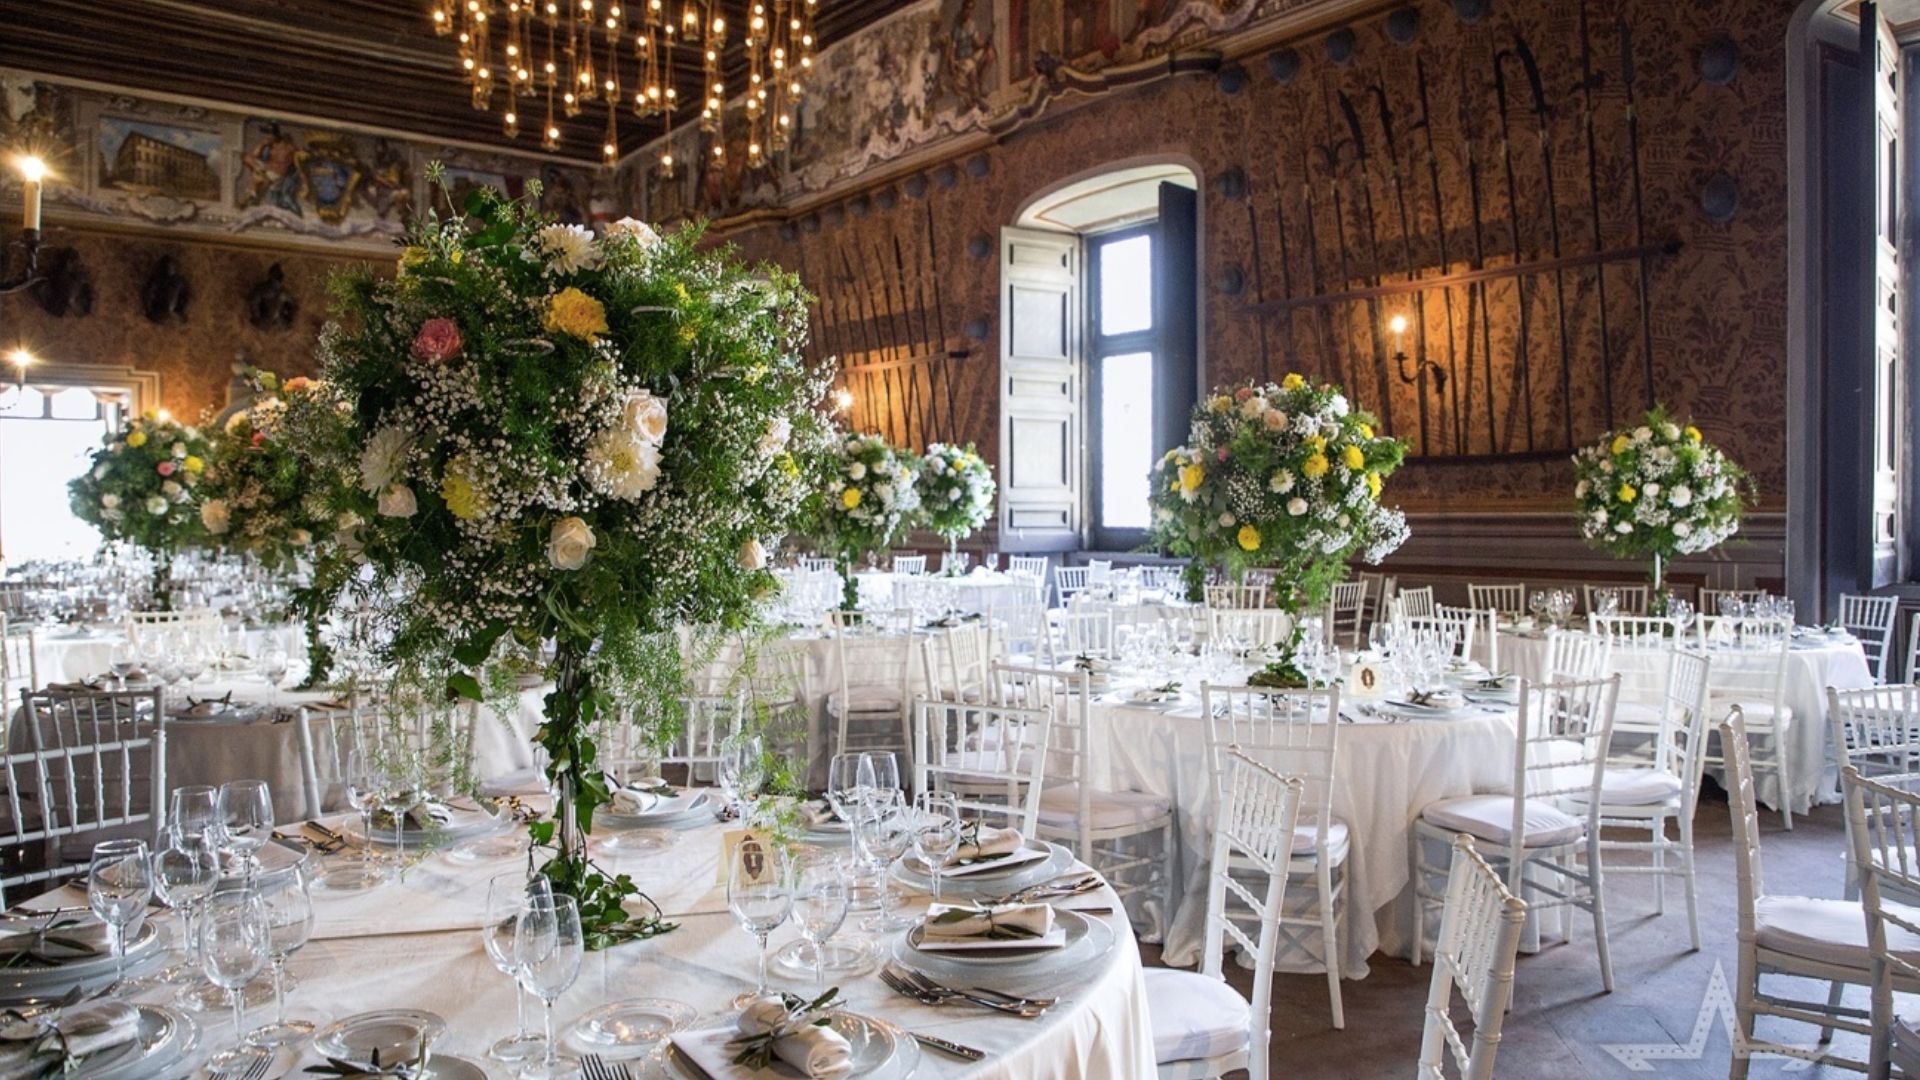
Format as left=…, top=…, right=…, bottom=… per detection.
left=848, top=461, right=867, bottom=481
left=144, top=495, right=169, bottom=516
left=1328, top=394, right=1349, bottom=417
left=359, top=426, right=412, bottom=494
left=535, top=224, right=602, bottom=274
left=1614, top=521, right=1632, bottom=534
left=587, top=427, right=662, bottom=499
left=1670, top=485, right=1692, bottom=508
left=1269, top=470, right=1295, bottom=494
left=1674, top=521, right=1693, bottom=538
left=100, top=493, right=119, bottom=509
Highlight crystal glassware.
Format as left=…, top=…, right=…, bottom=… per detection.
left=514, top=893, right=584, bottom=1080
left=88, top=838, right=152, bottom=983
left=170, top=784, right=220, bottom=847
left=199, top=886, right=272, bottom=1075
left=912, top=792, right=962, bottom=903
left=857, top=790, right=918, bottom=930
left=151, top=837, right=219, bottom=984
left=247, top=865, right=317, bottom=1047
left=484, top=872, right=555, bottom=1064
left=792, top=853, right=850, bottom=988
left=726, top=838, right=792, bottom=1006
left=218, top=779, right=274, bottom=876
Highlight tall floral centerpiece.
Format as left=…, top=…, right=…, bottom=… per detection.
left=199, top=369, right=335, bottom=569
left=812, top=432, right=919, bottom=610
left=304, top=171, right=829, bottom=945
left=913, top=442, right=994, bottom=567
left=1573, top=405, right=1751, bottom=605
left=68, top=412, right=211, bottom=608
left=1148, top=375, right=1409, bottom=608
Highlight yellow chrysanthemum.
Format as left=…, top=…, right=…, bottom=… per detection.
left=1342, top=445, right=1365, bottom=470
left=441, top=459, right=486, bottom=520
left=1237, top=524, right=1261, bottom=552
left=841, top=487, right=862, bottom=509
left=543, top=287, right=609, bottom=343
left=1610, top=434, right=1630, bottom=455
left=777, top=453, right=800, bottom=478
left=1209, top=395, right=1232, bottom=413
left=1684, top=425, right=1703, bottom=442
left=1281, top=373, right=1306, bottom=390
left=182, top=455, right=204, bottom=475
left=1358, top=423, right=1374, bottom=440
left=397, top=246, right=429, bottom=275
left=1178, top=463, right=1206, bottom=492
left=125, top=430, right=148, bottom=449
left=1617, top=482, right=1638, bottom=503
left=1306, top=435, right=1327, bottom=452
left=1366, top=472, right=1383, bottom=498
left=1302, top=452, right=1330, bottom=479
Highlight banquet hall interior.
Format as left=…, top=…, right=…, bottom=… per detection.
left=0, top=0, right=1913, bottom=1076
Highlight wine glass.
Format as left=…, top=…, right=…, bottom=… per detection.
left=857, top=790, right=918, bottom=930
left=218, top=780, right=274, bottom=876
left=726, top=838, right=792, bottom=1007
left=259, top=642, right=289, bottom=709
left=248, top=865, right=317, bottom=1047
left=169, top=784, right=220, bottom=847
left=857, top=751, right=900, bottom=798
left=199, top=886, right=272, bottom=1074
left=717, top=733, right=765, bottom=813
left=381, top=757, right=425, bottom=860
left=326, top=747, right=388, bottom=891
left=178, top=637, right=207, bottom=690
left=109, top=637, right=139, bottom=690
left=484, top=872, right=555, bottom=1064
left=514, top=893, right=584, bottom=1080
left=912, top=792, right=962, bottom=902
left=151, top=837, right=219, bottom=984
left=792, top=853, right=850, bottom=988
left=825, top=752, right=862, bottom=822
left=87, top=838, right=152, bottom=983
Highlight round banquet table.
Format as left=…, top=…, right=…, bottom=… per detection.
left=854, top=569, right=1038, bottom=616
left=1085, top=690, right=1529, bottom=977
left=52, top=808, right=1155, bottom=1078
left=24, top=622, right=305, bottom=685
left=1499, top=629, right=1874, bottom=813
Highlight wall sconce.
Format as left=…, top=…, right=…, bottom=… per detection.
left=6, top=347, right=31, bottom=389
left=1390, top=312, right=1448, bottom=456
left=831, top=388, right=854, bottom=413
left=1, top=154, right=47, bottom=297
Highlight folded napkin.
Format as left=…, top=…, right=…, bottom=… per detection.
left=176, top=694, right=232, bottom=718
left=609, top=788, right=660, bottom=815
left=955, top=823, right=1023, bottom=862
left=1072, top=654, right=1112, bottom=674
left=371, top=803, right=453, bottom=831
left=0, top=913, right=112, bottom=965
left=735, top=996, right=853, bottom=1079
left=1404, top=689, right=1466, bottom=710
left=0, top=1001, right=142, bottom=1078
left=43, top=680, right=106, bottom=694
left=921, top=900, right=1055, bottom=942
left=799, top=799, right=839, bottom=829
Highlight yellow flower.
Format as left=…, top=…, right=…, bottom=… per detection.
left=1178, top=463, right=1206, bottom=492
left=1610, top=434, right=1630, bottom=455
left=1305, top=435, right=1326, bottom=452
left=1209, top=395, right=1232, bottom=413
left=449, top=248, right=463, bottom=264
left=543, top=287, right=609, bottom=343
left=678, top=324, right=697, bottom=344
left=1236, top=524, right=1261, bottom=551
left=1684, top=425, right=1703, bottom=442
left=441, top=458, right=487, bottom=520
left=397, top=246, right=429, bottom=275
left=1342, top=445, right=1365, bottom=470
left=1281, top=373, right=1306, bottom=390
left=777, top=453, right=799, bottom=478
left=1366, top=472, right=1383, bottom=498
left=1302, top=452, right=1330, bottom=479
left=182, top=455, right=204, bottom=475
left=1617, top=482, right=1638, bottom=503
left=125, top=430, right=148, bottom=449
left=841, top=487, right=862, bottom=509
left=1358, top=423, right=1374, bottom=440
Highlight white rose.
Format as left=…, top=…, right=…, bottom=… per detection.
left=1643, top=482, right=1661, bottom=498
left=200, top=499, right=230, bottom=534
left=1673, top=521, right=1693, bottom=537
left=875, top=482, right=895, bottom=506
left=1239, top=397, right=1263, bottom=419
left=737, top=537, right=768, bottom=570
left=1329, top=394, right=1349, bottom=417
left=548, top=516, right=597, bottom=570
left=1663, top=423, right=1680, bottom=439
left=171, top=442, right=187, bottom=459
left=93, top=463, right=109, bottom=480
left=757, top=417, right=791, bottom=456
left=144, top=495, right=169, bottom=516
left=1633, top=426, right=1652, bottom=443
left=1287, top=497, right=1308, bottom=517
left=1669, top=485, right=1693, bottom=508
left=1218, top=512, right=1235, bottom=527
left=848, top=461, right=867, bottom=481
left=621, top=389, right=669, bottom=444
left=100, top=493, right=120, bottom=509
left=1614, top=521, right=1633, bottom=534
left=605, top=217, right=661, bottom=247
left=161, top=480, right=182, bottom=498
left=1575, top=480, right=1589, bottom=498
left=378, top=483, right=417, bottom=518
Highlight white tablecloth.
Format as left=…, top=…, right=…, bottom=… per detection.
left=856, top=570, right=1038, bottom=617
left=1086, top=693, right=1526, bottom=976
left=24, top=623, right=305, bottom=685
left=1499, top=631, right=1874, bottom=812
left=44, top=812, right=1156, bottom=1079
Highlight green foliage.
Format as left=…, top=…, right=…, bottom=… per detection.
left=67, top=412, right=210, bottom=557
left=198, top=368, right=342, bottom=570
left=1572, top=405, right=1754, bottom=563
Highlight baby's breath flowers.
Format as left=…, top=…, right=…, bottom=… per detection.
left=1572, top=406, right=1752, bottom=590
left=69, top=411, right=211, bottom=607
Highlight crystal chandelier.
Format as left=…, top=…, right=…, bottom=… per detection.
left=431, top=0, right=817, bottom=175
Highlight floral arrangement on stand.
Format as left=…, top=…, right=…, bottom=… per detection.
left=199, top=369, right=336, bottom=569
left=913, top=442, right=994, bottom=569
left=297, top=167, right=831, bottom=947
left=1148, top=374, right=1409, bottom=611
left=1572, top=405, right=1752, bottom=603
left=68, top=411, right=212, bottom=608
left=811, top=432, right=919, bottom=609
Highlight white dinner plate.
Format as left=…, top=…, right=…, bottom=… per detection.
left=70, top=1004, right=198, bottom=1080
left=313, top=1008, right=448, bottom=1067
left=0, top=917, right=161, bottom=996
left=892, top=841, right=1074, bottom=900
left=347, top=804, right=508, bottom=848
left=598, top=789, right=713, bottom=829
left=905, top=908, right=1091, bottom=966
left=665, top=1011, right=920, bottom=1080
left=892, top=909, right=1116, bottom=990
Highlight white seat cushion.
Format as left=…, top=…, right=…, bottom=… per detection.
left=1754, top=895, right=1920, bottom=968
left=1720, top=699, right=1792, bottom=727
left=1590, top=767, right=1684, bottom=806
left=826, top=686, right=904, bottom=716
left=1036, top=784, right=1172, bottom=832
left=1143, top=967, right=1251, bottom=1064
left=1612, top=699, right=1666, bottom=730
left=1292, top=818, right=1351, bottom=863
left=1421, top=795, right=1585, bottom=847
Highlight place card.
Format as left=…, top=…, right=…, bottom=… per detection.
left=1347, top=660, right=1385, bottom=700
left=717, top=829, right=781, bottom=885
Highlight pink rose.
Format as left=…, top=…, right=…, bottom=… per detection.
left=251, top=431, right=267, bottom=448
left=410, top=317, right=464, bottom=364
left=156, top=460, right=176, bottom=477
left=1234, top=387, right=1254, bottom=402
left=1216, top=446, right=1230, bottom=462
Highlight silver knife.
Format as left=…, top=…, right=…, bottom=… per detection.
left=911, top=1031, right=987, bottom=1060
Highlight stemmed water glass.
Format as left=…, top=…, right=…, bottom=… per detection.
left=87, top=838, right=152, bottom=983
left=151, top=837, right=219, bottom=984
left=726, top=838, right=793, bottom=1007
left=109, top=638, right=139, bottom=690
left=381, top=755, right=426, bottom=860
left=218, top=780, right=273, bottom=876
left=259, top=642, right=289, bottom=709
left=793, top=853, right=850, bottom=988
left=858, top=751, right=899, bottom=798
left=245, top=865, right=317, bottom=1048
left=484, top=872, right=555, bottom=1064
left=1667, top=597, right=1696, bottom=640
left=514, top=893, right=584, bottom=1080
left=200, top=886, right=272, bottom=1074
left=912, top=792, right=962, bottom=902
left=856, top=791, right=917, bottom=930
left=825, top=753, right=863, bottom=821
left=170, top=784, right=220, bottom=846
left=717, top=733, right=765, bottom=814
left=324, top=747, right=389, bottom=891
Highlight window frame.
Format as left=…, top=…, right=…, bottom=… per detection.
left=1086, top=221, right=1165, bottom=550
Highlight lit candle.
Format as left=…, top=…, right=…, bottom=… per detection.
left=15, top=155, right=45, bottom=232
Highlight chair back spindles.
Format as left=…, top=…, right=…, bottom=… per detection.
left=1841, top=593, right=1901, bottom=682
left=1415, top=835, right=1528, bottom=1080
left=912, top=698, right=1052, bottom=834
left=4, top=688, right=166, bottom=894
left=1468, top=583, right=1527, bottom=619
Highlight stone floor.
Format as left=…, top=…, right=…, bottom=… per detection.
left=1139, top=789, right=1878, bottom=1079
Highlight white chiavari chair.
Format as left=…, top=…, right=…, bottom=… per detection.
left=1583, top=583, right=1650, bottom=615
left=1907, top=613, right=1920, bottom=686
left=912, top=698, right=1052, bottom=832
left=1053, top=565, right=1092, bottom=608
left=293, top=694, right=387, bottom=819
left=1842, top=765, right=1920, bottom=1079
left=1208, top=608, right=1294, bottom=653
left=1, top=612, right=39, bottom=700
left=1138, top=565, right=1183, bottom=593
left=1087, top=559, right=1115, bottom=585
left=890, top=553, right=927, bottom=576
left=987, top=595, right=1052, bottom=666
left=919, top=623, right=992, bottom=704
left=1844, top=594, right=1902, bottom=683
left=4, top=688, right=166, bottom=895
left=1242, top=568, right=1278, bottom=593
left=1411, top=675, right=1620, bottom=992
left=1401, top=611, right=1477, bottom=666
left=1436, top=604, right=1499, bottom=672
left=1204, top=582, right=1268, bottom=610
left=124, top=607, right=221, bottom=648
left=1394, top=585, right=1435, bottom=621
left=1468, top=583, right=1528, bottom=619
left=798, top=556, right=836, bottom=574
left=937, top=549, right=971, bottom=575
left=1414, top=834, right=1528, bottom=1080
left=1587, top=613, right=1682, bottom=766
left=1056, top=607, right=1116, bottom=660
left=1008, top=555, right=1048, bottom=582
left=1328, top=580, right=1369, bottom=649
left=1541, top=629, right=1609, bottom=683
left=825, top=609, right=916, bottom=759
left=1148, top=750, right=1303, bottom=1080
left=1829, top=684, right=1920, bottom=901
left=1358, top=571, right=1396, bottom=631
left=1701, top=626, right=1798, bottom=829
left=990, top=663, right=1173, bottom=902
left=1201, top=682, right=1348, bottom=1028
left=1562, top=648, right=1712, bottom=949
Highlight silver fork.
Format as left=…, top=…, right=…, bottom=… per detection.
left=884, top=964, right=1050, bottom=1016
